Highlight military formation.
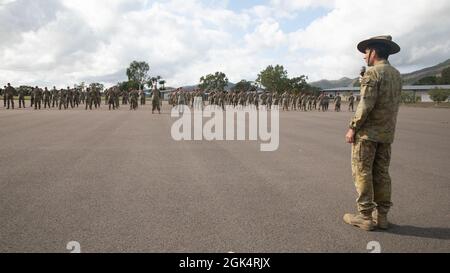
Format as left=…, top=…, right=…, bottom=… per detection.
left=0, top=84, right=163, bottom=112
left=167, top=87, right=355, bottom=112
left=2, top=83, right=357, bottom=113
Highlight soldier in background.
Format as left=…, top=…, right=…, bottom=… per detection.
left=2, top=86, right=6, bottom=107
left=114, top=87, right=120, bottom=109
left=51, top=87, right=58, bottom=108
left=348, top=94, right=355, bottom=112
left=80, top=89, right=86, bottom=105
left=107, top=88, right=117, bottom=110
left=74, top=88, right=80, bottom=108
left=140, top=89, right=146, bottom=106
left=97, top=88, right=102, bottom=108
left=334, top=93, right=342, bottom=112
left=33, top=86, right=42, bottom=110
left=5, top=83, right=16, bottom=109
left=313, top=96, right=318, bottom=110
left=85, top=88, right=92, bottom=110
left=67, top=87, right=74, bottom=109
left=152, top=87, right=161, bottom=114
left=30, top=86, right=35, bottom=108
left=43, top=87, right=51, bottom=109
left=267, top=92, right=273, bottom=110
left=122, top=89, right=129, bottom=105
left=323, top=94, right=330, bottom=111
left=17, top=87, right=26, bottom=109
left=59, top=88, right=67, bottom=110
left=130, top=88, right=139, bottom=110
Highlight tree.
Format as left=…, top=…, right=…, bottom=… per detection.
left=438, top=67, right=450, bottom=84
left=428, top=88, right=450, bottom=104
left=289, top=75, right=308, bottom=94
left=126, top=61, right=150, bottom=90
left=148, top=76, right=162, bottom=89
left=118, top=81, right=139, bottom=92
left=90, top=83, right=104, bottom=91
left=233, top=80, right=253, bottom=93
left=256, top=65, right=291, bottom=94
left=159, top=80, right=166, bottom=90
left=199, top=72, right=229, bottom=92
left=414, top=76, right=438, bottom=85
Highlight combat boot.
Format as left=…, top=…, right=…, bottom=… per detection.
left=343, top=212, right=375, bottom=231
left=373, top=211, right=389, bottom=230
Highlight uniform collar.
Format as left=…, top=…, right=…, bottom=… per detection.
left=375, top=60, right=390, bottom=66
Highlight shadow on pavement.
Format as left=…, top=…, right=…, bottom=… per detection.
left=384, top=224, right=450, bottom=240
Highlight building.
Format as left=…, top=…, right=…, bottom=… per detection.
left=323, top=85, right=450, bottom=102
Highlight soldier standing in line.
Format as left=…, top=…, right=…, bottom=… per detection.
left=348, top=94, right=355, bottom=112
left=114, top=87, right=120, bottom=109
left=130, top=88, right=139, bottom=110
left=140, top=89, right=146, bottom=106
left=33, top=86, right=43, bottom=110
left=105, top=89, right=109, bottom=106
left=344, top=35, right=402, bottom=231
left=43, top=87, right=51, bottom=109
left=5, top=83, right=16, bottom=109
left=108, top=88, right=117, bottom=110
left=94, top=87, right=101, bottom=109
left=59, top=88, right=67, bottom=110
left=85, top=88, right=92, bottom=110
left=2, top=86, right=6, bottom=107
left=51, top=86, right=58, bottom=108
left=152, top=86, right=161, bottom=114
left=66, top=87, right=74, bottom=109
left=122, top=89, right=129, bottom=105
left=74, top=88, right=81, bottom=108
left=30, top=86, right=35, bottom=108
left=80, top=89, right=86, bottom=105
left=17, top=87, right=26, bottom=109
left=334, top=93, right=342, bottom=112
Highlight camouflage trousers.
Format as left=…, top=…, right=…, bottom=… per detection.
left=352, top=138, right=393, bottom=214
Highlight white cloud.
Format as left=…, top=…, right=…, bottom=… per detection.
left=0, top=0, right=449, bottom=88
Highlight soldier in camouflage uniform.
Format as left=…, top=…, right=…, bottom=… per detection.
left=152, top=87, right=161, bottom=114
left=66, top=87, right=74, bottom=109
left=122, top=89, right=129, bottom=105
left=33, top=86, right=43, bottom=110
left=74, top=88, right=81, bottom=108
left=130, top=88, right=139, bottom=110
left=85, top=88, right=92, bottom=110
left=51, top=87, right=58, bottom=108
left=80, top=89, right=86, bottom=105
left=348, top=94, right=355, bottom=112
left=334, top=93, right=342, bottom=112
left=140, top=90, right=146, bottom=106
left=2, top=86, right=6, bottom=107
left=18, top=87, right=26, bottom=109
left=5, top=83, right=16, bottom=109
left=59, top=88, right=67, bottom=110
left=43, top=87, right=51, bottom=109
left=344, top=35, right=402, bottom=231
left=30, top=86, right=35, bottom=108
left=107, top=88, right=117, bottom=110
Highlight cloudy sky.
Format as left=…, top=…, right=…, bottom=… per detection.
left=1, top=0, right=450, bottom=88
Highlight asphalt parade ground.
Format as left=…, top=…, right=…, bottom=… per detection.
left=0, top=102, right=449, bottom=253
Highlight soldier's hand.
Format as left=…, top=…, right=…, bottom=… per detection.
left=346, top=129, right=355, bottom=144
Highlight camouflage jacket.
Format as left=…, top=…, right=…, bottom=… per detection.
left=349, top=60, right=402, bottom=144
